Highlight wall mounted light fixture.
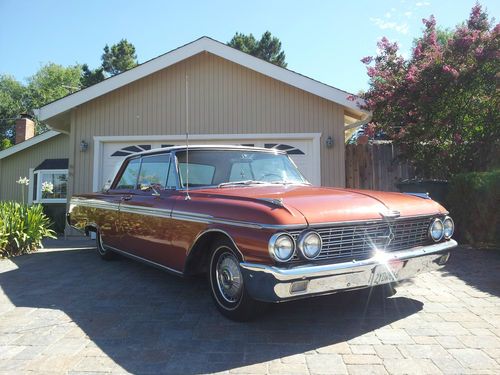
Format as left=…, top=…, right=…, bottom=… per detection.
left=326, top=136, right=333, bottom=148
left=80, top=140, right=88, bottom=152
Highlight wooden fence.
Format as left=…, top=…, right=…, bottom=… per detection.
left=345, top=141, right=415, bottom=191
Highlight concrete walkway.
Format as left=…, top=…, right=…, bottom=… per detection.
left=0, top=239, right=499, bottom=374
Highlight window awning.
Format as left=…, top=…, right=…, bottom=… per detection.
left=34, top=158, right=69, bottom=171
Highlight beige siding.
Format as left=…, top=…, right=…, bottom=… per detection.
left=71, top=52, right=345, bottom=195
left=0, top=134, right=69, bottom=202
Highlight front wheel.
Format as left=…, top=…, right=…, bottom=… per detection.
left=208, top=240, right=263, bottom=321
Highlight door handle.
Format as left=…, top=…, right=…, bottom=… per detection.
left=121, top=195, right=132, bottom=201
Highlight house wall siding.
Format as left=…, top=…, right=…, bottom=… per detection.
left=0, top=134, right=69, bottom=202
left=70, top=52, right=345, bottom=195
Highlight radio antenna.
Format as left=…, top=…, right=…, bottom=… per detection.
left=185, top=74, right=191, bottom=200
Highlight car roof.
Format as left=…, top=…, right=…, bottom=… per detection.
left=127, top=144, right=287, bottom=159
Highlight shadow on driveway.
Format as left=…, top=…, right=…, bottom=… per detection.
left=1, top=247, right=424, bottom=374
left=440, top=246, right=500, bottom=298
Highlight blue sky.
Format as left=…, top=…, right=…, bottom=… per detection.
left=0, top=0, right=498, bottom=94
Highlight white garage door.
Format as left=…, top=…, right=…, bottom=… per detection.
left=94, top=134, right=321, bottom=191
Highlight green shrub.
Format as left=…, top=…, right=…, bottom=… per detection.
left=0, top=202, right=57, bottom=258
left=447, top=169, right=500, bottom=247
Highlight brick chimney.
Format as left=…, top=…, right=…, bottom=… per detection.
left=15, top=114, right=35, bottom=144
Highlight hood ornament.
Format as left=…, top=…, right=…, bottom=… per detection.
left=258, top=198, right=284, bottom=207
left=380, top=210, right=400, bottom=220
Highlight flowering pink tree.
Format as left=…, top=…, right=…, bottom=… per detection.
left=361, top=3, right=499, bottom=179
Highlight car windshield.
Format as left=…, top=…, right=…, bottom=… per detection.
left=175, top=149, right=309, bottom=188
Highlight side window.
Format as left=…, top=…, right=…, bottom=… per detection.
left=115, top=158, right=141, bottom=190
left=137, top=154, right=170, bottom=189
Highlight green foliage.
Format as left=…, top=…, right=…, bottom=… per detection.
left=0, top=202, right=56, bottom=258
left=80, top=64, right=105, bottom=88
left=27, top=63, right=82, bottom=109
left=0, top=38, right=140, bottom=146
left=0, top=75, right=28, bottom=145
left=228, top=31, right=287, bottom=68
left=362, top=4, right=500, bottom=179
left=446, top=169, right=500, bottom=247
left=102, top=39, right=138, bottom=76
left=0, top=64, right=81, bottom=142
left=0, top=138, right=12, bottom=150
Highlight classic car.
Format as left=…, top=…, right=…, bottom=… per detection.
left=68, top=145, right=457, bottom=321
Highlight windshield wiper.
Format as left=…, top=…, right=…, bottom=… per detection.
left=218, top=180, right=267, bottom=188
left=269, top=180, right=311, bottom=185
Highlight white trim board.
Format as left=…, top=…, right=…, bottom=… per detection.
left=36, top=37, right=367, bottom=123
left=92, top=133, right=322, bottom=191
left=0, top=131, right=60, bottom=160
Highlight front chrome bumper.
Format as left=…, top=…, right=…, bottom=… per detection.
left=240, top=239, right=457, bottom=302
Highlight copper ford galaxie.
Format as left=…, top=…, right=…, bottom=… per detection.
left=68, top=145, right=457, bottom=320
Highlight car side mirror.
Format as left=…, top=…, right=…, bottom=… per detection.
left=140, top=183, right=161, bottom=197
left=102, top=180, right=111, bottom=193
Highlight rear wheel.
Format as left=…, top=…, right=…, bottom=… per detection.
left=96, top=231, right=115, bottom=260
left=208, top=239, right=263, bottom=321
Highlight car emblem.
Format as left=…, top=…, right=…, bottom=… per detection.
left=371, top=223, right=395, bottom=251
left=383, top=224, right=395, bottom=249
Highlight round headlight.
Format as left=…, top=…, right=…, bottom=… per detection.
left=429, top=218, right=444, bottom=242
left=443, top=216, right=454, bottom=239
left=268, top=233, right=295, bottom=262
left=298, top=231, right=322, bottom=260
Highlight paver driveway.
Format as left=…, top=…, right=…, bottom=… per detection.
left=0, top=239, right=499, bottom=374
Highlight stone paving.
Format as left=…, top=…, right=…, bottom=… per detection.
left=0, top=238, right=499, bottom=374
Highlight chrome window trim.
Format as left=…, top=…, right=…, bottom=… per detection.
left=171, top=148, right=308, bottom=191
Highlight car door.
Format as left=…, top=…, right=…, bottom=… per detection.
left=116, top=153, right=180, bottom=270
left=100, top=157, right=142, bottom=249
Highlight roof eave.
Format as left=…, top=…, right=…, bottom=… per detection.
left=0, top=131, right=61, bottom=160
left=37, top=36, right=367, bottom=123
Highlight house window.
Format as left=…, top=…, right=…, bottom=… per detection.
left=33, top=170, right=68, bottom=203
left=32, top=159, right=69, bottom=204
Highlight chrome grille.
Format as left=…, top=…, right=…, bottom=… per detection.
left=290, top=216, right=434, bottom=262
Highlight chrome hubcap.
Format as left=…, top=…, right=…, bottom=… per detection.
left=215, top=252, right=243, bottom=303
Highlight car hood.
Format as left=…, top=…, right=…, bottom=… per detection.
left=195, top=185, right=446, bottom=224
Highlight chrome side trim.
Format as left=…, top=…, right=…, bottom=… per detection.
left=71, top=198, right=120, bottom=211
left=104, top=244, right=184, bottom=276
left=71, top=198, right=442, bottom=231
left=120, top=204, right=171, bottom=219
left=171, top=210, right=292, bottom=230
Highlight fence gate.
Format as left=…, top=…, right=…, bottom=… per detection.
left=345, top=141, right=415, bottom=191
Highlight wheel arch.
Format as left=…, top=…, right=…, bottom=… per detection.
left=184, top=229, right=244, bottom=276
left=84, top=223, right=98, bottom=236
